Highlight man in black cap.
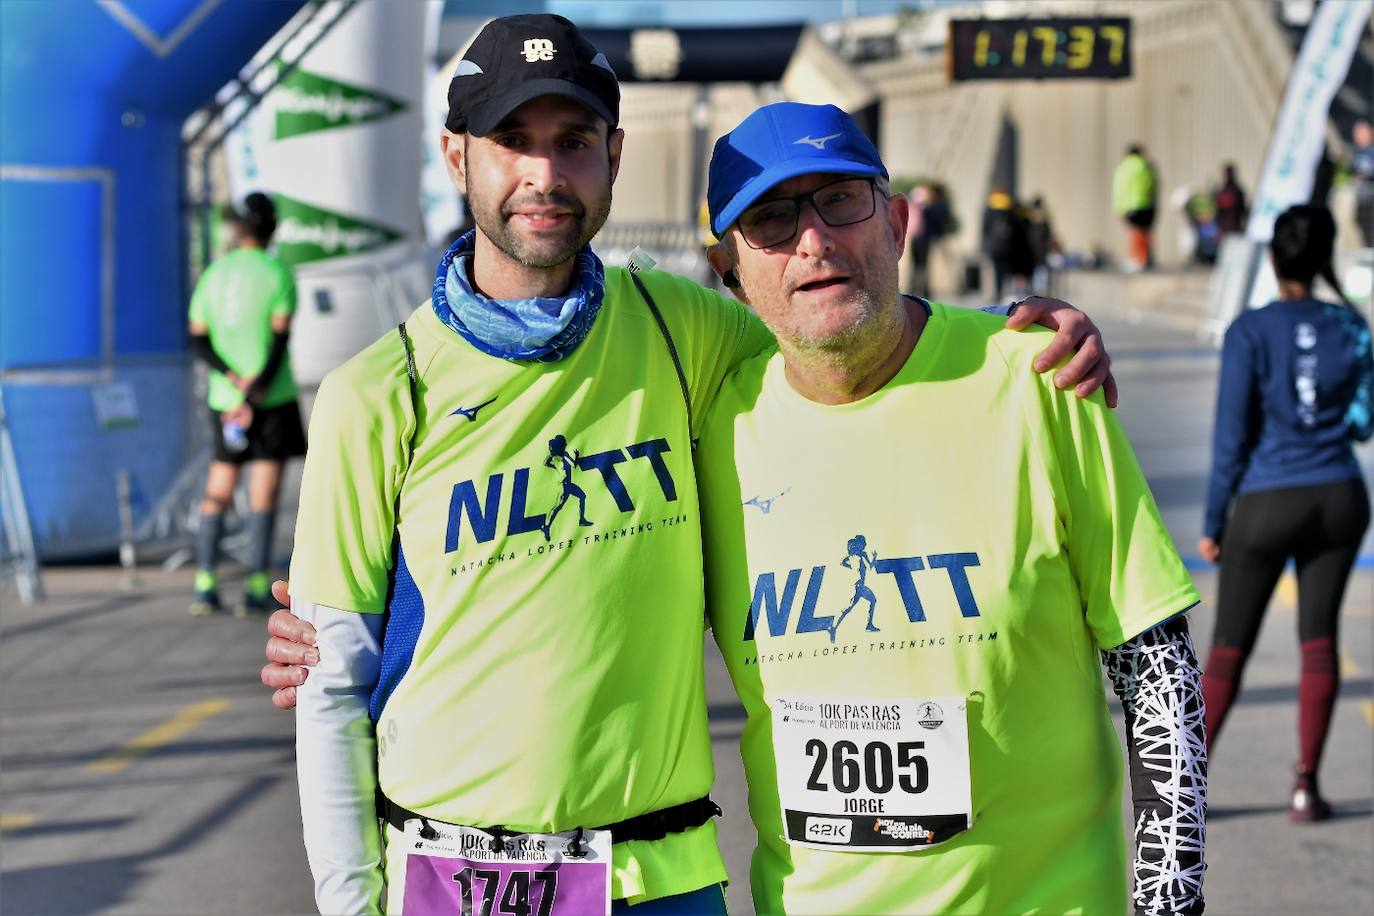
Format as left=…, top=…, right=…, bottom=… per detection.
left=268, top=14, right=1117, bottom=915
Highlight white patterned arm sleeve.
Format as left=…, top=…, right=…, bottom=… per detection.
left=1102, top=614, right=1208, bottom=916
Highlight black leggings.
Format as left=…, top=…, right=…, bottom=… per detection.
left=1213, top=478, right=1370, bottom=652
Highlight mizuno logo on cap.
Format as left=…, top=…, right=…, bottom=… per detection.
left=794, top=133, right=842, bottom=150
left=523, top=39, right=556, bottom=62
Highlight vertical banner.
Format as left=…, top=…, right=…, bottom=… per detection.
left=1246, top=0, right=1372, bottom=245
left=1209, top=0, right=1374, bottom=319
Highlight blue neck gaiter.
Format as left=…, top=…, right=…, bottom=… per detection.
left=431, top=231, right=606, bottom=362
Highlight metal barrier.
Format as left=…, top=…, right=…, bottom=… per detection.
left=0, top=390, right=43, bottom=603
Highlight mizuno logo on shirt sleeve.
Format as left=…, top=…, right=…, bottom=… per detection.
left=450, top=396, right=498, bottom=423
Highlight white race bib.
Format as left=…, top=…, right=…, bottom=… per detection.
left=771, top=694, right=972, bottom=852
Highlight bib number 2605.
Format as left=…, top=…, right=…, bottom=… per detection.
left=805, top=739, right=928, bottom=795
left=772, top=694, right=972, bottom=852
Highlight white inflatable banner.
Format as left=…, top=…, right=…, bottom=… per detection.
left=224, top=1, right=437, bottom=389
left=226, top=1, right=429, bottom=268
left=1246, top=0, right=1373, bottom=245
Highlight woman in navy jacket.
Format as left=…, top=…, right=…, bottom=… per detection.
left=1200, top=204, right=1372, bottom=822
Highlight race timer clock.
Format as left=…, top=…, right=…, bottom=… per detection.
left=948, top=17, right=1132, bottom=81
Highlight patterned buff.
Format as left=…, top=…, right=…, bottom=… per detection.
left=432, top=230, right=606, bottom=362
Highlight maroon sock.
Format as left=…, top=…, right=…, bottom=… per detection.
left=1298, top=637, right=1339, bottom=775
left=1202, top=646, right=1245, bottom=753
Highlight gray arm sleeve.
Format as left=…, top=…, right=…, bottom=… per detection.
left=295, top=602, right=386, bottom=915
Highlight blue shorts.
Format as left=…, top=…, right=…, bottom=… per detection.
left=612, top=883, right=727, bottom=915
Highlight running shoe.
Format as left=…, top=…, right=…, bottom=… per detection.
left=188, top=590, right=223, bottom=617
left=189, top=570, right=222, bottom=616
left=234, top=571, right=274, bottom=618
left=233, top=592, right=273, bottom=618
left=1288, top=769, right=1333, bottom=823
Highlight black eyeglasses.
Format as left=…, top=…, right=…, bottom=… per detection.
left=735, top=176, right=881, bottom=249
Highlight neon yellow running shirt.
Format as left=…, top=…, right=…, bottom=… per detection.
left=291, top=267, right=771, bottom=905
left=187, top=248, right=297, bottom=411
left=697, top=301, right=1199, bottom=915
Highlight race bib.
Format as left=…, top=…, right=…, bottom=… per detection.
left=400, top=820, right=612, bottom=916
left=771, top=694, right=972, bottom=852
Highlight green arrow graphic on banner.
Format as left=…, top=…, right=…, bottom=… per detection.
left=273, top=68, right=406, bottom=140
left=271, top=194, right=403, bottom=267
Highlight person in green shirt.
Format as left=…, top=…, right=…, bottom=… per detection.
left=186, top=192, right=304, bottom=617
left=697, top=102, right=1205, bottom=915
left=1113, top=143, right=1160, bottom=272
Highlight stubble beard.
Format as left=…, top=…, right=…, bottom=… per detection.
left=773, top=256, right=902, bottom=360
left=470, top=186, right=612, bottom=270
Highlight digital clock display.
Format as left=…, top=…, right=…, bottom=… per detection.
left=948, top=17, right=1132, bottom=81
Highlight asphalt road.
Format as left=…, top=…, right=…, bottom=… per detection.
left=2, top=312, right=1370, bottom=915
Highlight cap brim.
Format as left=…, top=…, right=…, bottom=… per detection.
left=464, top=79, right=616, bottom=137
left=712, top=158, right=884, bottom=237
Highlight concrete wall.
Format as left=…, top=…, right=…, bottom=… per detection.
left=610, top=82, right=772, bottom=226
left=863, top=0, right=1294, bottom=272
left=605, top=0, right=1308, bottom=274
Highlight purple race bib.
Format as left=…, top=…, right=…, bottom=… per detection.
left=399, top=821, right=611, bottom=916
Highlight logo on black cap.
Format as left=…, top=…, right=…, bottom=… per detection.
left=522, top=39, right=555, bottom=62
left=446, top=14, right=619, bottom=136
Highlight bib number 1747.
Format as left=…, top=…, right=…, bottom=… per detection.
left=452, top=867, right=557, bottom=916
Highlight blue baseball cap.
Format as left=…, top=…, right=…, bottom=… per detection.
left=708, top=102, right=888, bottom=237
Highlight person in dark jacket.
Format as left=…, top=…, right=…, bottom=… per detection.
left=981, top=186, right=1029, bottom=301
left=1199, top=204, right=1372, bottom=823
left=907, top=182, right=951, bottom=297
left=1212, top=163, right=1249, bottom=237
left=1352, top=119, right=1374, bottom=248
left=1025, top=195, right=1058, bottom=294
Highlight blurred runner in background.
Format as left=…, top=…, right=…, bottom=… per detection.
left=187, top=192, right=303, bottom=618
left=1114, top=143, right=1159, bottom=272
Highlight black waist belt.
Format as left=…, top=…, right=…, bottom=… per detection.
left=378, top=790, right=721, bottom=846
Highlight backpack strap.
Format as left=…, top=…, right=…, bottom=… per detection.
left=629, top=271, right=696, bottom=450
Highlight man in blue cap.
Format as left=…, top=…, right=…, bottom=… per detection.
left=699, top=101, right=1207, bottom=915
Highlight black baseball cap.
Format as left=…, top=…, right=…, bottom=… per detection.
left=446, top=14, right=620, bottom=136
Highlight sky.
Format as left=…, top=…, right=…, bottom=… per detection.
left=452, top=1, right=943, bottom=27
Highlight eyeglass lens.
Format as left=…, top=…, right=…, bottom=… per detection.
left=738, top=178, right=877, bottom=248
